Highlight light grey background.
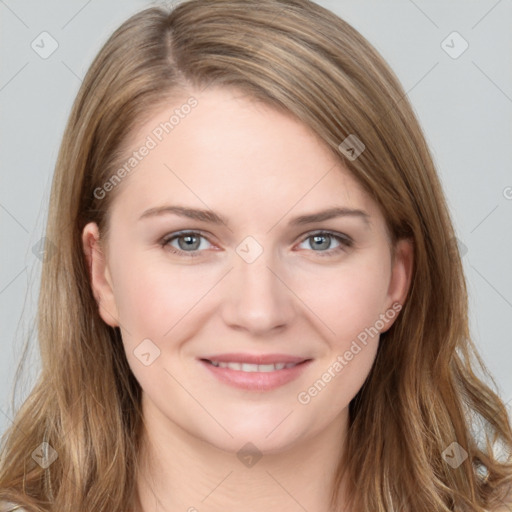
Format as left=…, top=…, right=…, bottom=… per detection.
left=1, top=0, right=511, bottom=438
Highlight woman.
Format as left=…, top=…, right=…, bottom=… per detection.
left=0, top=0, right=511, bottom=510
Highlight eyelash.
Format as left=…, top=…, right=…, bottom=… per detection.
left=159, top=230, right=353, bottom=258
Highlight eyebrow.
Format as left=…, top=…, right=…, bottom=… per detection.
left=138, top=205, right=370, bottom=227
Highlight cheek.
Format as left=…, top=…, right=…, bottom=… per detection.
left=294, top=260, right=388, bottom=414
left=297, top=254, right=391, bottom=347
left=109, top=254, right=211, bottom=386
left=109, top=249, right=213, bottom=341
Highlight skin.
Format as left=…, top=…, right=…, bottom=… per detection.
left=82, top=87, right=413, bottom=512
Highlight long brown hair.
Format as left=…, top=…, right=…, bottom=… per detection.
left=1, top=1, right=511, bottom=510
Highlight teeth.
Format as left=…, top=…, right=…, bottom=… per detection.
left=208, top=361, right=298, bottom=372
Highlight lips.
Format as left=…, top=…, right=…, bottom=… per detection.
left=198, top=353, right=313, bottom=391
left=201, top=353, right=309, bottom=365
left=207, top=361, right=298, bottom=372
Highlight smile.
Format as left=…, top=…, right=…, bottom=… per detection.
left=205, top=360, right=299, bottom=372
left=199, top=358, right=312, bottom=391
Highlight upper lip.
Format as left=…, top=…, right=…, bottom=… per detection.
left=201, top=353, right=311, bottom=365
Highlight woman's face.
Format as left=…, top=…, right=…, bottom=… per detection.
left=83, top=87, right=412, bottom=454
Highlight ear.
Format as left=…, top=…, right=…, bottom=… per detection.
left=82, top=222, right=120, bottom=328
left=381, top=237, right=414, bottom=332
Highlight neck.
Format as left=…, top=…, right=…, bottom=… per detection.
left=133, top=394, right=351, bottom=512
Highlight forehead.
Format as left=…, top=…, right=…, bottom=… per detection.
left=106, top=86, right=382, bottom=226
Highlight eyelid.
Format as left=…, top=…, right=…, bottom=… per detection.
left=160, top=229, right=354, bottom=257
left=296, top=230, right=354, bottom=257
left=300, top=229, right=353, bottom=245
left=160, top=230, right=216, bottom=257
left=160, top=229, right=213, bottom=243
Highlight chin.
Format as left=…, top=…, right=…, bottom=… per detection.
left=196, top=413, right=309, bottom=455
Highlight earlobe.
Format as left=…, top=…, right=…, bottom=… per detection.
left=81, top=222, right=120, bottom=328
left=382, top=238, right=414, bottom=330
left=392, top=237, right=414, bottom=306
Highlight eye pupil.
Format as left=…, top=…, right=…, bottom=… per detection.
left=179, top=234, right=200, bottom=250
left=165, top=231, right=348, bottom=258
left=311, top=234, right=330, bottom=250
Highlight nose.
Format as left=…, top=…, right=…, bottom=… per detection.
left=220, top=245, right=297, bottom=335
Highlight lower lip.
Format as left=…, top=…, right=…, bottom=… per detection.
left=199, top=359, right=312, bottom=391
